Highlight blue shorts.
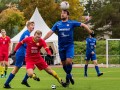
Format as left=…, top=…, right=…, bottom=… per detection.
left=85, top=53, right=97, bottom=61
left=15, top=53, right=25, bottom=68
left=59, top=45, right=74, bottom=61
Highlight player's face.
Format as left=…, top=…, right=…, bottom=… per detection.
left=61, top=11, right=68, bottom=21
left=34, top=33, right=42, bottom=42
left=1, top=31, right=6, bottom=36
left=28, top=23, right=35, bottom=32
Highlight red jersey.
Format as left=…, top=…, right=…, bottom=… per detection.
left=0, top=36, right=11, bottom=54
left=15, top=37, right=51, bottom=60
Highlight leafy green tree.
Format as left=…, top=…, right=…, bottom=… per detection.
left=0, top=7, right=25, bottom=37
left=91, top=0, right=120, bottom=38
left=19, top=0, right=85, bottom=41
left=0, top=0, right=20, bottom=12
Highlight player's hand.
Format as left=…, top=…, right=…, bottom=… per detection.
left=90, top=30, right=95, bottom=37
left=91, top=51, right=95, bottom=55
left=9, top=51, right=16, bottom=58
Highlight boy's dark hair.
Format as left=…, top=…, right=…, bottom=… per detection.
left=63, top=10, right=70, bottom=15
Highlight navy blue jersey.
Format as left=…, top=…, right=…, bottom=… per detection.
left=16, top=30, right=30, bottom=56
left=86, top=37, right=96, bottom=53
left=51, top=20, right=81, bottom=49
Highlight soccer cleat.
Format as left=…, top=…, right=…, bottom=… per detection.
left=66, top=76, right=70, bottom=86
left=1, top=74, right=4, bottom=78
left=84, top=73, right=88, bottom=77
left=60, top=79, right=67, bottom=87
left=32, top=73, right=40, bottom=81
left=69, top=76, right=75, bottom=85
left=4, top=84, right=11, bottom=88
left=66, top=81, right=70, bottom=87
left=21, top=81, right=30, bottom=87
left=33, top=76, right=40, bottom=81
left=98, top=73, right=103, bottom=77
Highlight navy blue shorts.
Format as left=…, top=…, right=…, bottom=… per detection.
left=85, top=53, right=97, bottom=61
left=59, top=45, right=74, bottom=61
left=15, top=53, right=25, bottom=68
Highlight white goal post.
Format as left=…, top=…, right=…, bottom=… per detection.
left=106, top=39, right=120, bottom=68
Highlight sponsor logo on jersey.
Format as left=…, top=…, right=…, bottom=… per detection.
left=59, top=28, right=70, bottom=31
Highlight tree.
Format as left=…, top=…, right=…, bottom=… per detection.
left=19, top=0, right=85, bottom=40
left=91, top=0, right=120, bottom=38
left=0, top=0, right=20, bottom=12
left=0, top=7, right=25, bottom=37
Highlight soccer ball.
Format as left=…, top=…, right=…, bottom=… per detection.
left=51, top=84, right=56, bottom=89
left=60, top=1, right=69, bottom=10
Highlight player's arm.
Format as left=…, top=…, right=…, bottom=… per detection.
left=42, top=40, right=52, bottom=56
left=43, top=22, right=57, bottom=40
left=94, top=41, right=96, bottom=48
left=81, top=23, right=92, bottom=33
left=14, top=41, right=24, bottom=52
left=9, top=42, right=11, bottom=54
left=8, top=38, right=11, bottom=54
left=9, top=39, right=26, bottom=57
left=43, top=30, right=54, bottom=40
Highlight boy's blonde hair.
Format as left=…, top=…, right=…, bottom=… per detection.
left=26, top=21, right=34, bottom=27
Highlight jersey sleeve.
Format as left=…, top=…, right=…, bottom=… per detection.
left=41, top=39, right=52, bottom=55
left=51, top=22, right=58, bottom=32
left=72, top=20, right=81, bottom=27
left=19, top=32, right=29, bottom=48
left=14, top=38, right=28, bottom=51
left=8, top=37, right=11, bottom=43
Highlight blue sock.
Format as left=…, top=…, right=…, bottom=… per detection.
left=95, top=66, right=100, bottom=75
left=22, top=73, right=29, bottom=82
left=66, top=64, right=72, bottom=75
left=84, top=64, right=88, bottom=75
left=5, top=73, right=15, bottom=85
left=63, top=65, right=67, bottom=73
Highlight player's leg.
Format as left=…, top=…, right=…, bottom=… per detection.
left=0, top=55, right=4, bottom=78
left=59, top=50, right=69, bottom=85
left=4, top=54, right=9, bottom=77
left=4, top=66, right=20, bottom=88
left=26, top=61, right=40, bottom=81
left=92, top=54, right=103, bottom=77
left=84, top=54, right=90, bottom=77
left=4, top=60, right=9, bottom=77
left=84, top=60, right=89, bottom=77
left=35, top=58, right=67, bottom=87
left=65, top=45, right=74, bottom=85
left=19, top=56, right=31, bottom=87
left=44, top=66, right=67, bottom=87
left=4, top=55, right=24, bottom=88
left=0, top=61, right=4, bottom=78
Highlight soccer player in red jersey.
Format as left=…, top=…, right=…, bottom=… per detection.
left=10, top=30, right=66, bottom=88
left=0, top=29, right=11, bottom=78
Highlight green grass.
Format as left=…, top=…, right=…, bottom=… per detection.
left=0, top=67, right=120, bottom=90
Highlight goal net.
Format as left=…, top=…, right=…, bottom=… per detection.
left=106, top=39, right=120, bottom=67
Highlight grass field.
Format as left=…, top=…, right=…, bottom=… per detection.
left=0, top=67, right=120, bottom=90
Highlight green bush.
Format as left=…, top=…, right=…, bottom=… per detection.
left=73, top=40, right=120, bottom=64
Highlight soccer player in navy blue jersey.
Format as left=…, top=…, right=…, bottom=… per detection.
left=44, top=10, right=93, bottom=86
left=4, top=21, right=39, bottom=88
left=84, top=34, right=103, bottom=77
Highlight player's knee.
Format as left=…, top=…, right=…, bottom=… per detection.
left=27, top=69, right=34, bottom=77
left=11, top=67, right=20, bottom=74
left=27, top=73, right=33, bottom=77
